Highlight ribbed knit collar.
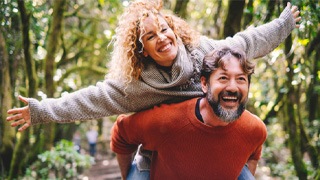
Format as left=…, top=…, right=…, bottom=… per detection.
left=140, top=40, right=194, bottom=89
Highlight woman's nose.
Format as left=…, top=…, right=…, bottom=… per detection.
left=158, top=33, right=166, bottom=41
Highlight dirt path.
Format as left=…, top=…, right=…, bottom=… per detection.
left=81, top=152, right=276, bottom=180
left=82, top=154, right=121, bottom=180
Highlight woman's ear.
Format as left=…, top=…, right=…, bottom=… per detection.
left=143, top=51, right=148, bottom=57
left=201, top=76, right=208, bottom=93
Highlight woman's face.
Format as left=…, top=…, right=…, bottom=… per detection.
left=139, top=15, right=178, bottom=67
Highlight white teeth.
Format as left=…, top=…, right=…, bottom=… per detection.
left=223, top=96, right=237, bottom=100
left=159, top=44, right=171, bottom=52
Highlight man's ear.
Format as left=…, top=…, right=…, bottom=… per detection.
left=201, top=76, right=208, bottom=93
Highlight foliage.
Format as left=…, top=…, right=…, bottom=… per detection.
left=1, top=0, right=319, bottom=179
left=22, top=140, right=93, bottom=179
left=263, top=120, right=315, bottom=179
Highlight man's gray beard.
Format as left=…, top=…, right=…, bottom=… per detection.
left=206, top=91, right=246, bottom=123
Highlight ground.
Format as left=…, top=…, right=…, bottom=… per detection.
left=80, top=152, right=278, bottom=180
left=82, top=152, right=121, bottom=180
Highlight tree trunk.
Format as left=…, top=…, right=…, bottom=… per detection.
left=283, top=34, right=308, bottom=180
left=304, top=30, right=320, bottom=177
left=8, top=0, right=37, bottom=178
left=212, top=1, right=222, bottom=37
left=264, top=0, right=276, bottom=23
left=8, top=129, right=31, bottom=179
left=173, top=0, right=189, bottom=19
left=0, top=27, right=15, bottom=177
left=223, top=0, right=245, bottom=38
left=306, top=30, right=320, bottom=122
left=42, top=0, right=67, bottom=150
left=242, top=0, right=253, bottom=29
left=19, top=1, right=37, bottom=95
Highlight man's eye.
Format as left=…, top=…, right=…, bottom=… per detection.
left=219, top=76, right=228, bottom=80
left=237, top=77, right=248, bottom=83
left=238, top=77, right=247, bottom=81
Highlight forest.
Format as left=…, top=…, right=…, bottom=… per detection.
left=0, top=0, right=319, bottom=179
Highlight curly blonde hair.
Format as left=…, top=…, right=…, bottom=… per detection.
left=107, top=0, right=200, bottom=85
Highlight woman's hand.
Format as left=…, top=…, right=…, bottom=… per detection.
left=288, top=2, right=301, bottom=28
left=7, top=95, right=31, bottom=132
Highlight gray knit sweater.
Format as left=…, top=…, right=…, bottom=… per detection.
left=29, top=6, right=295, bottom=125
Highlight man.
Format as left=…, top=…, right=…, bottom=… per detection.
left=110, top=47, right=267, bottom=179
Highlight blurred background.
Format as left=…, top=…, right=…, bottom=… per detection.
left=0, top=0, right=319, bottom=179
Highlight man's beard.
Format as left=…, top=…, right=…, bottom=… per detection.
left=206, top=88, right=246, bottom=123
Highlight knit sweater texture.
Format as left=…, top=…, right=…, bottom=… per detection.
left=111, top=98, right=267, bottom=180
left=28, top=6, right=295, bottom=125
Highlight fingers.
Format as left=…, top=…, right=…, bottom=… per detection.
left=10, top=119, right=31, bottom=132
left=10, top=118, right=26, bottom=127
left=293, top=11, right=300, bottom=19
left=287, top=2, right=291, bottom=8
left=18, top=95, right=28, bottom=104
left=291, top=7, right=300, bottom=18
left=8, top=117, right=31, bottom=132
left=7, top=107, right=27, bottom=115
left=295, top=16, right=302, bottom=28
left=7, top=107, right=31, bottom=122
left=288, top=2, right=301, bottom=28
left=6, top=113, right=24, bottom=122
left=7, top=105, right=31, bottom=132
left=18, top=123, right=30, bottom=132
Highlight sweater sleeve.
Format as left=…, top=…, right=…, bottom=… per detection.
left=202, top=5, right=295, bottom=60
left=28, top=77, right=199, bottom=125
left=248, top=116, right=268, bottom=161
left=28, top=80, right=132, bottom=125
left=110, top=114, right=139, bottom=154
left=29, top=78, right=175, bottom=125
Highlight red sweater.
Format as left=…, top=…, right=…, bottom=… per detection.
left=111, top=98, right=267, bottom=180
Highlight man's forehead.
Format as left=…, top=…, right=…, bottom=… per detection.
left=215, top=58, right=247, bottom=75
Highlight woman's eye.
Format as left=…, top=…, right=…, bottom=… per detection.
left=161, top=28, right=168, bottom=32
left=147, top=35, right=155, bottom=40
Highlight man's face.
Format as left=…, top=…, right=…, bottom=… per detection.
left=203, top=56, right=249, bottom=123
left=140, top=15, right=178, bottom=67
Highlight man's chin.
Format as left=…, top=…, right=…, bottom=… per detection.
left=221, top=105, right=238, bottom=112
left=217, top=104, right=245, bottom=123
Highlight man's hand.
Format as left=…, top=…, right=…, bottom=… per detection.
left=288, top=2, right=301, bottom=28
left=116, top=153, right=134, bottom=180
left=246, top=159, right=258, bottom=175
left=7, top=95, right=31, bottom=132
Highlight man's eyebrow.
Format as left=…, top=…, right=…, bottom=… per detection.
left=218, top=70, right=247, bottom=76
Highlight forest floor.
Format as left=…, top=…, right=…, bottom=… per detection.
left=80, top=151, right=279, bottom=180
left=81, top=152, right=121, bottom=180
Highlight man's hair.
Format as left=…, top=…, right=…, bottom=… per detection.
left=201, top=47, right=255, bottom=83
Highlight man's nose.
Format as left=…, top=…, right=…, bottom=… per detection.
left=225, top=80, right=238, bottom=92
